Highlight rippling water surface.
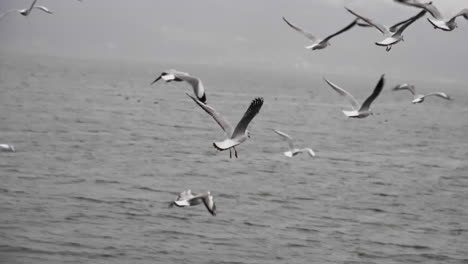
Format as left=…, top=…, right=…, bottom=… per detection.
left=1, top=54, right=467, bottom=264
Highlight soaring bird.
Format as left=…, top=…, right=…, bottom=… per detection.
left=394, top=0, right=468, bottom=31
left=151, top=69, right=207, bottom=103
left=272, top=129, right=315, bottom=158
left=282, top=16, right=358, bottom=50
left=186, top=93, right=263, bottom=158
left=346, top=7, right=426, bottom=51
left=324, top=74, right=385, bottom=118
left=0, top=144, right=15, bottom=152
left=169, top=190, right=216, bottom=216
left=0, top=0, right=52, bottom=20
left=392, top=83, right=452, bottom=103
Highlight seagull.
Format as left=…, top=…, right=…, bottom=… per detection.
left=282, top=16, right=358, bottom=50
left=324, top=74, right=385, bottom=118
left=394, top=0, right=468, bottom=31
left=0, top=0, right=52, bottom=20
left=169, top=190, right=216, bottom=216
left=151, top=69, right=207, bottom=103
left=392, top=83, right=452, bottom=103
left=186, top=93, right=263, bottom=158
left=272, top=129, right=315, bottom=158
left=346, top=7, right=426, bottom=51
left=0, top=144, right=15, bottom=152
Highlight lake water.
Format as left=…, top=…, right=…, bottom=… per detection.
left=1, top=53, right=467, bottom=264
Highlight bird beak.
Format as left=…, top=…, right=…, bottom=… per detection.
left=150, top=76, right=162, bottom=85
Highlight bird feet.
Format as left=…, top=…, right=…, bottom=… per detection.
left=386, top=45, right=392, bottom=52
left=229, top=148, right=238, bottom=159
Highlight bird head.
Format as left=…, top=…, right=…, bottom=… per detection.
left=10, top=145, right=15, bottom=152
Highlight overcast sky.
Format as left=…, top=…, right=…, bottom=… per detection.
left=1, top=0, right=467, bottom=82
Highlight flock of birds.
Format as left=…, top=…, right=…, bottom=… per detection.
left=1, top=0, right=465, bottom=216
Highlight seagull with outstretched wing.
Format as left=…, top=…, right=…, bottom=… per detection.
left=282, top=16, right=358, bottom=50
left=272, top=129, right=315, bottom=158
left=186, top=93, right=263, bottom=158
left=324, top=74, right=385, bottom=118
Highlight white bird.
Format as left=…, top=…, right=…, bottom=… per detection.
left=169, top=190, right=216, bottom=216
left=282, top=16, right=358, bottom=50
left=394, top=0, right=468, bottom=31
left=324, top=74, right=385, bottom=118
left=186, top=93, right=263, bottom=158
left=346, top=7, right=426, bottom=51
left=272, top=129, right=315, bottom=158
left=151, top=69, right=207, bottom=103
left=0, top=0, right=52, bottom=20
left=392, top=83, right=452, bottom=103
left=0, top=144, right=15, bottom=152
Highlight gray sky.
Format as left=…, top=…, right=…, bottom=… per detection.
left=1, top=0, right=467, bottom=82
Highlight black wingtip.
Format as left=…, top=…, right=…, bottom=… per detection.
left=150, top=75, right=162, bottom=85
left=199, top=93, right=207, bottom=104
left=213, top=142, right=223, bottom=151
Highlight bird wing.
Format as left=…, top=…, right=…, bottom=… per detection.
left=186, top=93, right=234, bottom=137
left=359, top=74, right=385, bottom=112
left=448, top=9, right=468, bottom=23
left=34, top=6, right=52, bottom=14
left=175, top=74, right=206, bottom=101
left=272, top=129, right=295, bottom=150
left=323, top=77, right=360, bottom=110
left=389, top=10, right=427, bottom=32
left=393, top=10, right=426, bottom=36
left=150, top=75, right=162, bottom=85
left=345, top=7, right=389, bottom=34
left=282, top=16, right=317, bottom=41
left=201, top=194, right=216, bottom=216
left=424, top=92, right=452, bottom=100
left=300, top=148, right=316, bottom=157
left=27, top=0, right=39, bottom=14
left=392, top=83, right=416, bottom=95
left=231, top=98, right=264, bottom=139
left=323, top=19, right=358, bottom=42
left=394, top=0, right=442, bottom=19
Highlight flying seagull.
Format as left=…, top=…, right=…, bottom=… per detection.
left=282, top=16, right=358, bottom=50
left=272, top=129, right=315, bottom=158
left=0, top=144, right=15, bottom=152
left=151, top=69, right=207, bottom=103
left=324, top=74, right=385, bottom=118
left=0, top=0, right=52, bottom=20
left=346, top=7, right=426, bottom=51
left=394, top=0, right=468, bottom=31
left=169, top=190, right=216, bottom=216
left=392, top=83, right=452, bottom=103
left=186, top=93, right=263, bottom=158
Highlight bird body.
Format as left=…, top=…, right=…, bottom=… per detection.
left=0, top=144, right=15, bottom=152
